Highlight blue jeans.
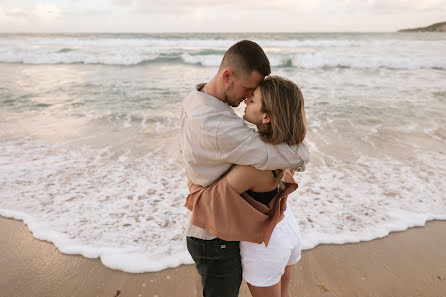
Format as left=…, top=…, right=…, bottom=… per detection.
left=186, top=236, right=242, bottom=297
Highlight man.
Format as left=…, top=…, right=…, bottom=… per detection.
left=180, top=40, right=307, bottom=297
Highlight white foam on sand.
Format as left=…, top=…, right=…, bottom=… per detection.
left=0, top=129, right=445, bottom=273
left=289, top=152, right=446, bottom=250
left=0, top=136, right=195, bottom=272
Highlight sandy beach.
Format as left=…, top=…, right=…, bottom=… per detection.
left=1, top=217, right=445, bottom=297
left=1, top=32, right=445, bottom=296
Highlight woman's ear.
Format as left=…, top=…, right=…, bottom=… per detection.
left=262, top=113, right=271, bottom=124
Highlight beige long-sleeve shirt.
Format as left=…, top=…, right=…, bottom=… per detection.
left=180, top=84, right=309, bottom=239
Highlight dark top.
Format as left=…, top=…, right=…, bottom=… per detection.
left=245, top=170, right=279, bottom=205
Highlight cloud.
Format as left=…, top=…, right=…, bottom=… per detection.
left=112, top=0, right=136, bottom=6
left=33, top=3, right=61, bottom=21
left=1, top=0, right=444, bottom=32
left=337, top=0, right=446, bottom=12
left=0, top=3, right=61, bottom=23
left=117, top=0, right=320, bottom=14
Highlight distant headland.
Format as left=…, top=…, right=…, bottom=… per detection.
left=398, top=21, right=446, bottom=32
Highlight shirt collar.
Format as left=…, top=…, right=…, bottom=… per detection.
left=195, top=83, right=232, bottom=111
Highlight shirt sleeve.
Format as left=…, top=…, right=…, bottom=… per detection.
left=215, top=113, right=309, bottom=171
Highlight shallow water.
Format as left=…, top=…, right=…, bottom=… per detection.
left=0, top=33, right=445, bottom=272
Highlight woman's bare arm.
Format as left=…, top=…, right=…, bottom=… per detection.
left=225, top=165, right=276, bottom=194
left=225, top=165, right=256, bottom=194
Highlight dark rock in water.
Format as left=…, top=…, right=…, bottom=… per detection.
left=398, top=21, right=446, bottom=32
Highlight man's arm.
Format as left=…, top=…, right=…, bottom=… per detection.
left=216, top=114, right=309, bottom=171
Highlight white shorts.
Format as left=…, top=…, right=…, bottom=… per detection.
left=240, top=207, right=302, bottom=287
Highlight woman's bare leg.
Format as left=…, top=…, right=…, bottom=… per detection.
left=247, top=281, right=281, bottom=297
left=246, top=265, right=293, bottom=297
left=280, top=265, right=293, bottom=297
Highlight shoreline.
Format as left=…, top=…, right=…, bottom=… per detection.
left=1, top=217, right=445, bottom=297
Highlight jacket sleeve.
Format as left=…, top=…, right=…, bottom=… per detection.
left=215, top=114, right=309, bottom=171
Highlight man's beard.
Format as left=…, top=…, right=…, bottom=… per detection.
left=224, top=94, right=239, bottom=107
left=223, top=82, right=240, bottom=107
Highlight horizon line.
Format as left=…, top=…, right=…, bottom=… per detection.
left=0, top=31, right=416, bottom=34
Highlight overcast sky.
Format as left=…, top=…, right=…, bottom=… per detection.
left=1, top=0, right=445, bottom=32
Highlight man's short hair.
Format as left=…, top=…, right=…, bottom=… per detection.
left=219, top=40, right=271, bottom=77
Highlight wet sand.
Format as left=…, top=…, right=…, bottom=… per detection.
left=1, top=217, right=445, bottom=297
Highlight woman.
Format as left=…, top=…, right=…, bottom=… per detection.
left=186, top=76, right=307, bottom=297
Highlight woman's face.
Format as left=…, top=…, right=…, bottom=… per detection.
left=243, top=86, right=269, bottom=126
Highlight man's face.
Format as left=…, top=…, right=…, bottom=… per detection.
left=223, top=70, right=264, bottom=107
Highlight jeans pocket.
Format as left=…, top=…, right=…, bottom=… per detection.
left=187, top=236, right=206, bottom=260
left=187, top=237, right=222, bottom=260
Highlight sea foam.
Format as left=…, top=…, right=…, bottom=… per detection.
left=1, top=35, right=445, bottom=69
left=0, top=33, right=445, bottom=273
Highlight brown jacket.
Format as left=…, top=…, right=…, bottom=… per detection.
left=185, top=171, right=298, bottom=246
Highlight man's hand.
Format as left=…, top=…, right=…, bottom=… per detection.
left=282, top=169, right=296, bottom=183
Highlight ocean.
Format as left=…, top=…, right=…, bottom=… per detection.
left=0, top=32, right=445, bottom=273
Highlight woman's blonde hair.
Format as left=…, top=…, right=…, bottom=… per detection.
left=258, top=76, right=307, bottom=186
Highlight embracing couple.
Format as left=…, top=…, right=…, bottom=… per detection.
left=180, top=40, right=309, bottom=297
